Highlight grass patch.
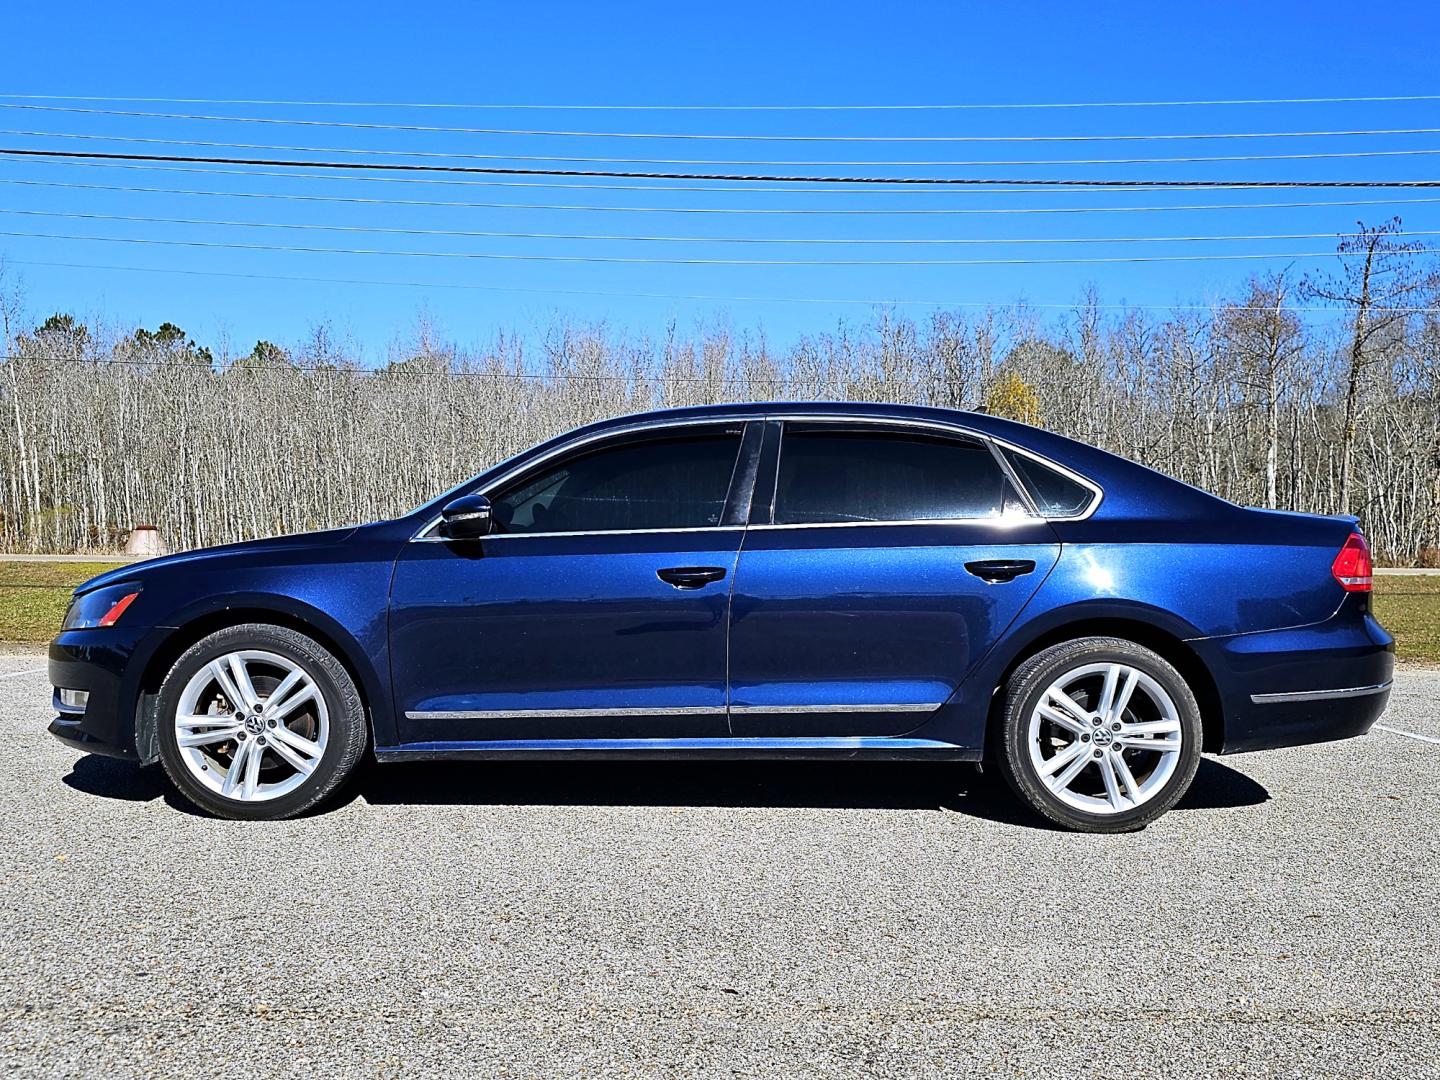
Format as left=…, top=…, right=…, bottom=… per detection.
left=0, top=560, right=1435, bottom=664
left=1373, top=575, right=1440, bottom=665
left=0, top=562, right=126, bottom=643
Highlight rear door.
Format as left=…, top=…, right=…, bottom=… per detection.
left=727, top=421, right=1061, bottom=737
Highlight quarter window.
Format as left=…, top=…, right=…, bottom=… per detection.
left=492, top=429, right=742, bottom=534
left=773, top=427, right=1022, bottom=525
left=1000, top=448, right=1096, bottom=518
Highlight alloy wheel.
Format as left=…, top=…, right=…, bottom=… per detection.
left=173, top=649, right=330, bottom=803
left=1026, top=661, right=1184, bottom=815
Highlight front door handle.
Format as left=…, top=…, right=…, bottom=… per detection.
left=965, top=558, right=1036, bottom=584
left=656, top=566, right=728, bottom=589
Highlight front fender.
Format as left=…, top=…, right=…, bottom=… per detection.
left=130, top=589, right=394, bottom=762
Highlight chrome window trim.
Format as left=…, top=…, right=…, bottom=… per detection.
left=745, top=516, right=1036, bottom=532
left=414, top=525, right=745, bottom=544
left=409, top=408, right=1105, bottom=541
left=1249, top=681, right=1392, bottom=704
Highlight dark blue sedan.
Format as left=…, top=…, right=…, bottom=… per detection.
left=47, top=403, right=1393, bottom=831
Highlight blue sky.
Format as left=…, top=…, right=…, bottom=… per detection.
left=1, top=0, right=1437, bottom=360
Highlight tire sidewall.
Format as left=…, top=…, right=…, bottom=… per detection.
left=155, top=623, right=366, bottom=820
left=1000, top=638, right=1203, bottom=832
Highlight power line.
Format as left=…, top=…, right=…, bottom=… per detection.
left=33, top=157, right=1440, bottom=196
left=7, top=207, right=1433, bottom=248
left=7, top=175, right=1440, bottom=217
left=7, top=103, right=1440, bottom=144
left=14, top=126, right=1440, bottom=167
left=11, top=259, right=1439, bottom=313
left=3, top=93, right=1439, bottom=111
left=9, top=128, right=1440, bottom=167
left=17, top=156, right=1216, bottom=194
left=6, top=147, right=1440, bottom=187
left=5, top=227, right=1435, bottom=265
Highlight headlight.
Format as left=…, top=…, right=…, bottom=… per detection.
left=62, top=584, right=142, bottom=630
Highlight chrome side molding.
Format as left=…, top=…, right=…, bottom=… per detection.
left=380, top=736, right=962, bottom=754
left=406, top=702, right=942, bottom=721
left=728, top=702, right=939, bottom=714
left=1250, top=681, right=1392, bottom=704
left=405, top=706, right=721, bottom=721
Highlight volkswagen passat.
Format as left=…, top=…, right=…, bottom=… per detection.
left=48, top=403, right=1393, bottom=831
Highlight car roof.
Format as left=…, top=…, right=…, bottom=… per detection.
left=583, top=400, right=1006, bottom=435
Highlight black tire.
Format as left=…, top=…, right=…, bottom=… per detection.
left=995, top=636, right=1202, bottom=833
left=155, top=623, right=368, bottom=820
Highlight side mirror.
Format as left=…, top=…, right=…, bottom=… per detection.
left=439, top=493, right=494, bottom=540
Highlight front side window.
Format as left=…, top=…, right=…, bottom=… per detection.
left=491, top=428, right=742, bottom=534
left=773, top=426, right=1022, bottom=525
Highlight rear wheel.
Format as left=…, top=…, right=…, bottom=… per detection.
left=155, top=623, right=367, bottom=820
left=995, top=636, right=1202, bottom=833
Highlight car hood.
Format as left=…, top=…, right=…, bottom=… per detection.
left=74, top=525, right=363, bottom=595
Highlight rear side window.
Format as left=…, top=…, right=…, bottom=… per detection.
left=773, top=427, right=1021, bottom=525
left=1001, top=447, right=1097, bottom=518
left=493, top=429, right=742, bottom=534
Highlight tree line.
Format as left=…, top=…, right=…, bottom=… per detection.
left=2, top=219, right=1438, bottom=562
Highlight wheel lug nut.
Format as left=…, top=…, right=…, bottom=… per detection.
left=257, top=736, right=267, bottom=746
left=1091, top=717, right=1102, bottom=726
left=1093, top=749, right=1103, bottom=758
left=1111, top=722, right=1121, bottom=731
left=1081, top=733, right=1091, bottom=742
left=267, top=718, right=276, bottom=727
left=236, top=731, right=247, bottom=741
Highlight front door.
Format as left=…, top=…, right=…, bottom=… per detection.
left=389, top=423, right=753, bottom=744
left=727, top=422, right=1061, bottom=737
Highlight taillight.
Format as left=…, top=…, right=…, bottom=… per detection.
left=1331, top=532, right=1373, bottom=592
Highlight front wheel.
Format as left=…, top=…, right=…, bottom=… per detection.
left=995, top=636, right=1202, bottom=833
left=155, top=623, right=368, bottom=820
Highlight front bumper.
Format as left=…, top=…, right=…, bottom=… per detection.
left=48, top=713, right=138, bottom=759
left=47, top=625, right=166, bottom=762
left=1191, top=606, right=1395, bottom=754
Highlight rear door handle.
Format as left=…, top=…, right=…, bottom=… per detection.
left=656, top=566, right=728, bottom=589
left=965, top=558, right=1036, bottom=583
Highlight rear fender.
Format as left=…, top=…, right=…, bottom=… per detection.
left=905, top=598, right=1210, bottom=752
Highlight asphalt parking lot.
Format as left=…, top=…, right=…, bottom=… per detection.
left=1, top=656, right=1437, bottom=1079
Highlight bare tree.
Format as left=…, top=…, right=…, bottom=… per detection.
left=2, top=239, right=1439, bottom=562
left=1216, top=272, right=1305, bottom=508
left=1304, top=218, right=1437, bottom=514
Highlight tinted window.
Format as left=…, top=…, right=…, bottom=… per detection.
left=773, top=428, right=1020, bottom=525
left=492, top=430, right=742, bottom=534
left=1001, top=448, right=1096, bottom=517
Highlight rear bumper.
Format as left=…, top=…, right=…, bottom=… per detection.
left=1191, top=608, right=1394, bottom=754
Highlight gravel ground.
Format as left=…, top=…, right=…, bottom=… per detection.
left=1, top=656, right=1437, bottom=1079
